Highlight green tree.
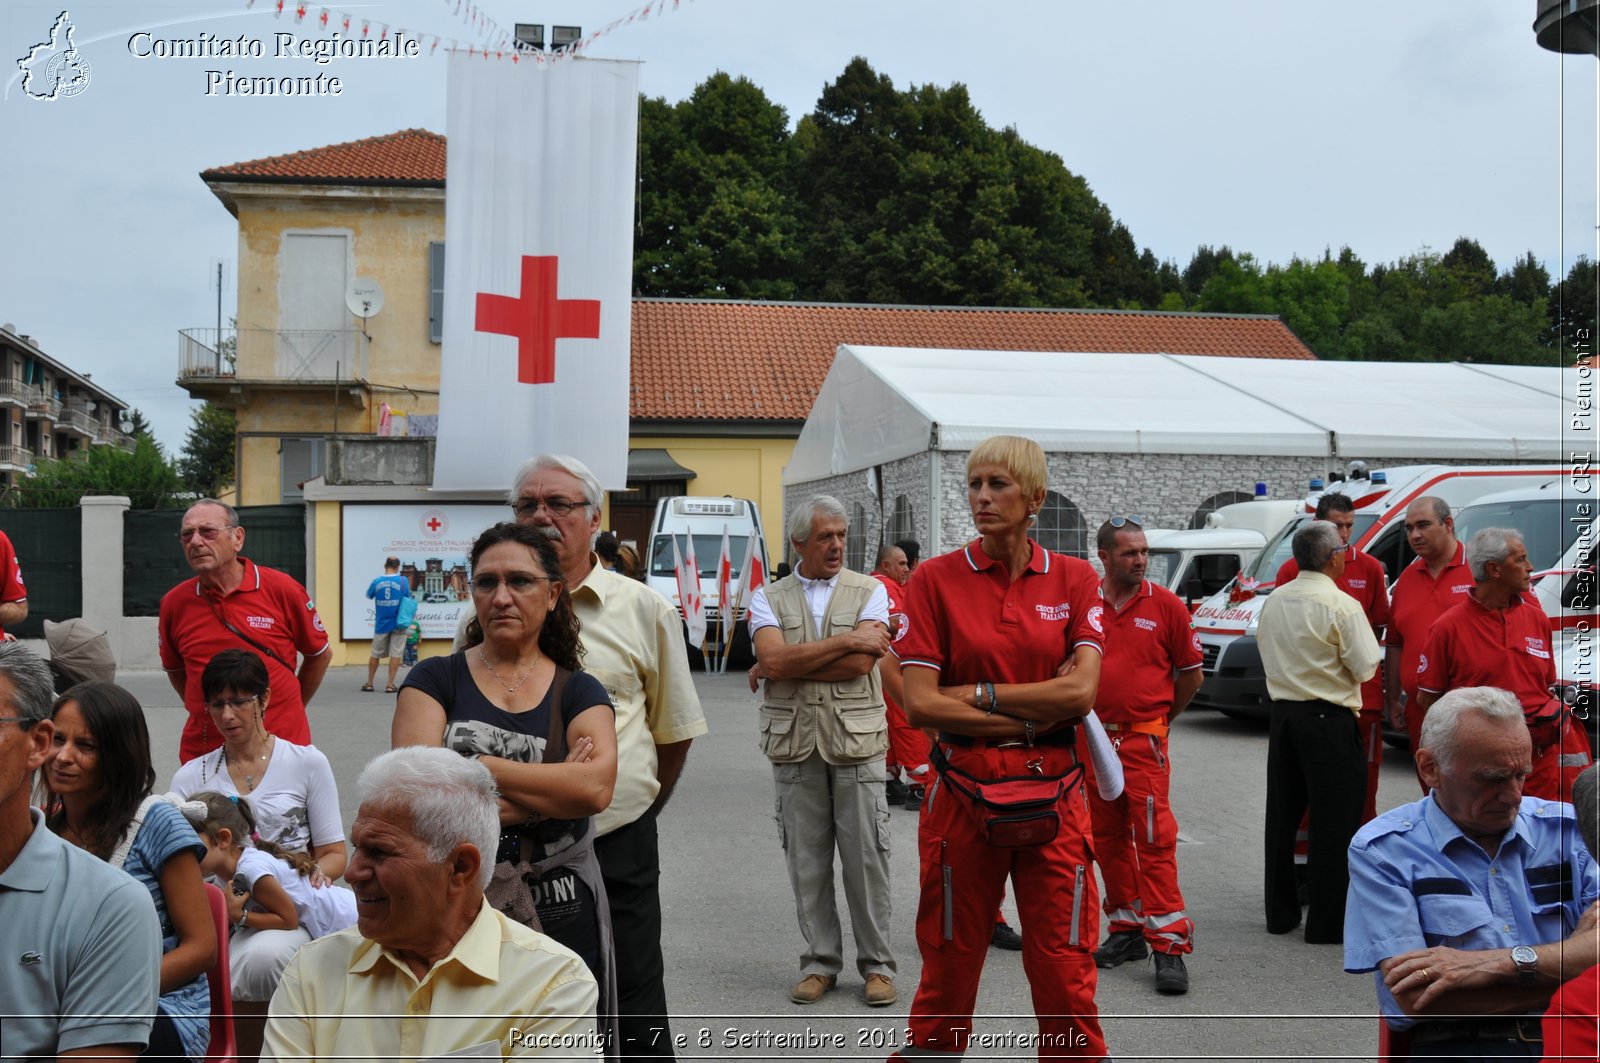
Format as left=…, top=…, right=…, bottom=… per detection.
left=125, top=408, right=158, bottom=449
left=177, top=402, right=236, bottom=498
left=3, top=437, right=182, bottom=508
left=1550, top=257, right=1598, bottom=355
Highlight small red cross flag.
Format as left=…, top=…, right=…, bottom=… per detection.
left=715, top=524, right=733, bottom=622
left=674, top=535, right=707, bottom=650
left=435, top=56, right=639, bottom=491
left=734, top=529, right=767, bottom=618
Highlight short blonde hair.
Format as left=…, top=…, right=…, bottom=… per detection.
left=966, top=435, right=1047, bottom=499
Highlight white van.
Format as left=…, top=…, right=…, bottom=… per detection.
left=1146, top=528, right=1267, bottom=611
left=645, top=496, right=770, bottom=625
left=1190, top=463, right=1587, bottom=719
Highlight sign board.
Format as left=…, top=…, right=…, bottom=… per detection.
left=340, top=504, right=505, bottom=640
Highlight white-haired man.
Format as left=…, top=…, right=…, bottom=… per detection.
left=263, top=746, right=597, bottom=1061
left=1417, top=527, right=1593, bottom=802
left=1345, top=687, right=1600, bottom=1060
left=748, top=495, right=897, bottom=1007
left=457, top=454, right=706, bottom=1061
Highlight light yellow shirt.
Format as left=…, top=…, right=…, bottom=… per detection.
left=1257, top=570, right=1382, bottom=714
left=570, top=560, right=707, bottom=836
left=262, top=901, right=598, bottom=1063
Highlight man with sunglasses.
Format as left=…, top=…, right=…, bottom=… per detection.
left=1087, top=516, right=1204, bottom=994
left=159, top=498, right=330, bottom=762
left=457, top=454, right=705, bottom=1061
left=1258, top=520, right=1382, bottom=944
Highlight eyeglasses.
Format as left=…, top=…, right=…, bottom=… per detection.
left=511, top=497, right=590, bottom=519
left=1107, top=516, right=1145, bottom=529
left=471, top=574, right=553, bottom=596
left=179, top=524, right=235, bottom=542
left=0, top=715, right=36, bottom=728
left=205, top=696, right=259, bottom=712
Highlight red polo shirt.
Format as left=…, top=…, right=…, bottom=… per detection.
left=873, top=572, right=909, bottom=646
left=1416, top=591, right=1556, bottom=711
left=0, top=531, right=25, bottom=639
left=896, top=539, right=1104, bottom=685
left=1277, top=549, right=1391, bottom=709
left=1387, top=542, right=1475, bottom=701
left=159, top=557, right=329, bottom=760
left=1095, top=580, right=1203, bottom=724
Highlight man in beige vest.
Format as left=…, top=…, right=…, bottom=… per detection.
left=747, top=495, right=897, bottom=1008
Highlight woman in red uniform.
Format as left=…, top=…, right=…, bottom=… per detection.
left=890, top=435, right=1109, bottom=1062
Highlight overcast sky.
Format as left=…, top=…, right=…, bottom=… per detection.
left=2, top=0, right=1595, bottom=454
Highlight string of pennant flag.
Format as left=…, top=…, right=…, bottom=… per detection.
left=244, top=0, right=690, bottom=63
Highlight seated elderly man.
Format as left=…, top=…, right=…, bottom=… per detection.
left=1345, top=687, right=1600, bottom=1059
left=263, top=746, right=598, bottom=1062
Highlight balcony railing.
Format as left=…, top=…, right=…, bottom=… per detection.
left=60, top=406, right=99, bottom=437
left=0, top=444, right=34, bottom=468
left=0, top=378, right=30, bottom=407
left=91, top=425, right=135, bottom=451
left=179, top=327, right=369, bottom=383
left=25, top=392, right=60, bottom=420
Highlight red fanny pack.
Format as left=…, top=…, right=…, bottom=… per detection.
left=1526, top=697, right=1567, bottom=749
left=932, top=744, right=1081, bottom=847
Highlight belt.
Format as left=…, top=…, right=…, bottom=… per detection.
left=1408, top=1016, right=1543, bottom=1047
left=1101, top=720, right=1168, bottom=738
left=940, top=726, right=1077, bottom=750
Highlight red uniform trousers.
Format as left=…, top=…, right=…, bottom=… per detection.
left=1525, top=716, right=1593, bottom=803
left=886, top=696, right=932, bottom=781
left=1082, top=731, right=1193, bottom=955
left=892, top=741, right=1106, bottom=1062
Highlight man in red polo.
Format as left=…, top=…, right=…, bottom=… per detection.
left=1383, top=497, right=1475, bottom=790
left=872, top=544, right=929, bottom=810
left=1416, top=527, right=1591, bottom=801
left=159, top=499, right=330, bottom=762
left=0, top=530, right=27, bottom=640
left=1274, top=493, right=1391, bottom=821
left=1086, top=518, right=1203, bottom=995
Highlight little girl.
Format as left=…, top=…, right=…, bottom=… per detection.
left=182, top=792, right=357, bottom=1059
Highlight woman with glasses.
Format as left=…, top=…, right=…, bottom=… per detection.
left=890, top=435, right=1112, bottom=1063
left=393, top=521, right=620, bottom=1055
left=42, top=682, right=218, bottom=1062
left=167, top=649, right=347, bottom=1060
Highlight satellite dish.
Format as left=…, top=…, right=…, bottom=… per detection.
left=346, top=277, right=385, bottom=320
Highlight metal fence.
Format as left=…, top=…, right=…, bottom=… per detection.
left=123, top=504, right=308, bottom=617
left=0, top=509, right=81, bottom=639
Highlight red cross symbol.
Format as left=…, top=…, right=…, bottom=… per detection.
left=474, top=255, right=600, bottom=385
left=425, top=516, right=444, bottom=532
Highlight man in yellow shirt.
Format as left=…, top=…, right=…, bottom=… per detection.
left=262, top=747, right=597, bottom=1062
left=1257, top=520, right=1381, bottom=946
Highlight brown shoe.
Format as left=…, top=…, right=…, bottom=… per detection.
left=864, top=973, right=897, bottom=1007
left=790, top=973, right=836, bottom=1004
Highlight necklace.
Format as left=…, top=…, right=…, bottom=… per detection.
left=479, top=647, right=536, bottom=694
left=213, top=735, right=275, bottom=794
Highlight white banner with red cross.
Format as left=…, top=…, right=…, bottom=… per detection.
left=434, top=55, right=639, bottom=491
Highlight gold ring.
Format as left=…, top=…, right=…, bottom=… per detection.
left=1420, top=967, right=1432, bottom=983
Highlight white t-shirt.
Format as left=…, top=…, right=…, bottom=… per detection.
left=169, top=741, right=344, bottom=854
left=237, top=847, right=357, bottom=939
left=748, top=571, right=890, bottom=634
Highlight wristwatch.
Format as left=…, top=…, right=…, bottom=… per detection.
left=1511, top=944, right=1539, bottom=981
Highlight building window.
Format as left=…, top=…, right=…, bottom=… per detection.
left=428, top=242, right=445, bottom=344
left=1035, top=490, right=1088, bottom=558
left=848, top=502, right=868, bottom=573
left=1190, top=490, right=1256, bottom=529
left=888, top=494, right=915, bottom=549
left=279, top=437, right=326, bottom=502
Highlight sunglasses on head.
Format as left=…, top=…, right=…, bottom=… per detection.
left=1107, top=515, right=1144, bottom=529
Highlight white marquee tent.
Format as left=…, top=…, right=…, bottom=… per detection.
left=783, top=345, right=1582, bottom=485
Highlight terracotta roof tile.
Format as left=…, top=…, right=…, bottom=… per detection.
left=202, top=129, right=444, bottom=186
left=630, top=300, right=1316, bottom=422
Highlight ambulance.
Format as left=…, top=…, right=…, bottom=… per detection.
left=1189, top=463, right=1587, bottom=720
left=645, top=495, right=770, bottom=666
left=1143, top=497, right=1301, bottom=610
